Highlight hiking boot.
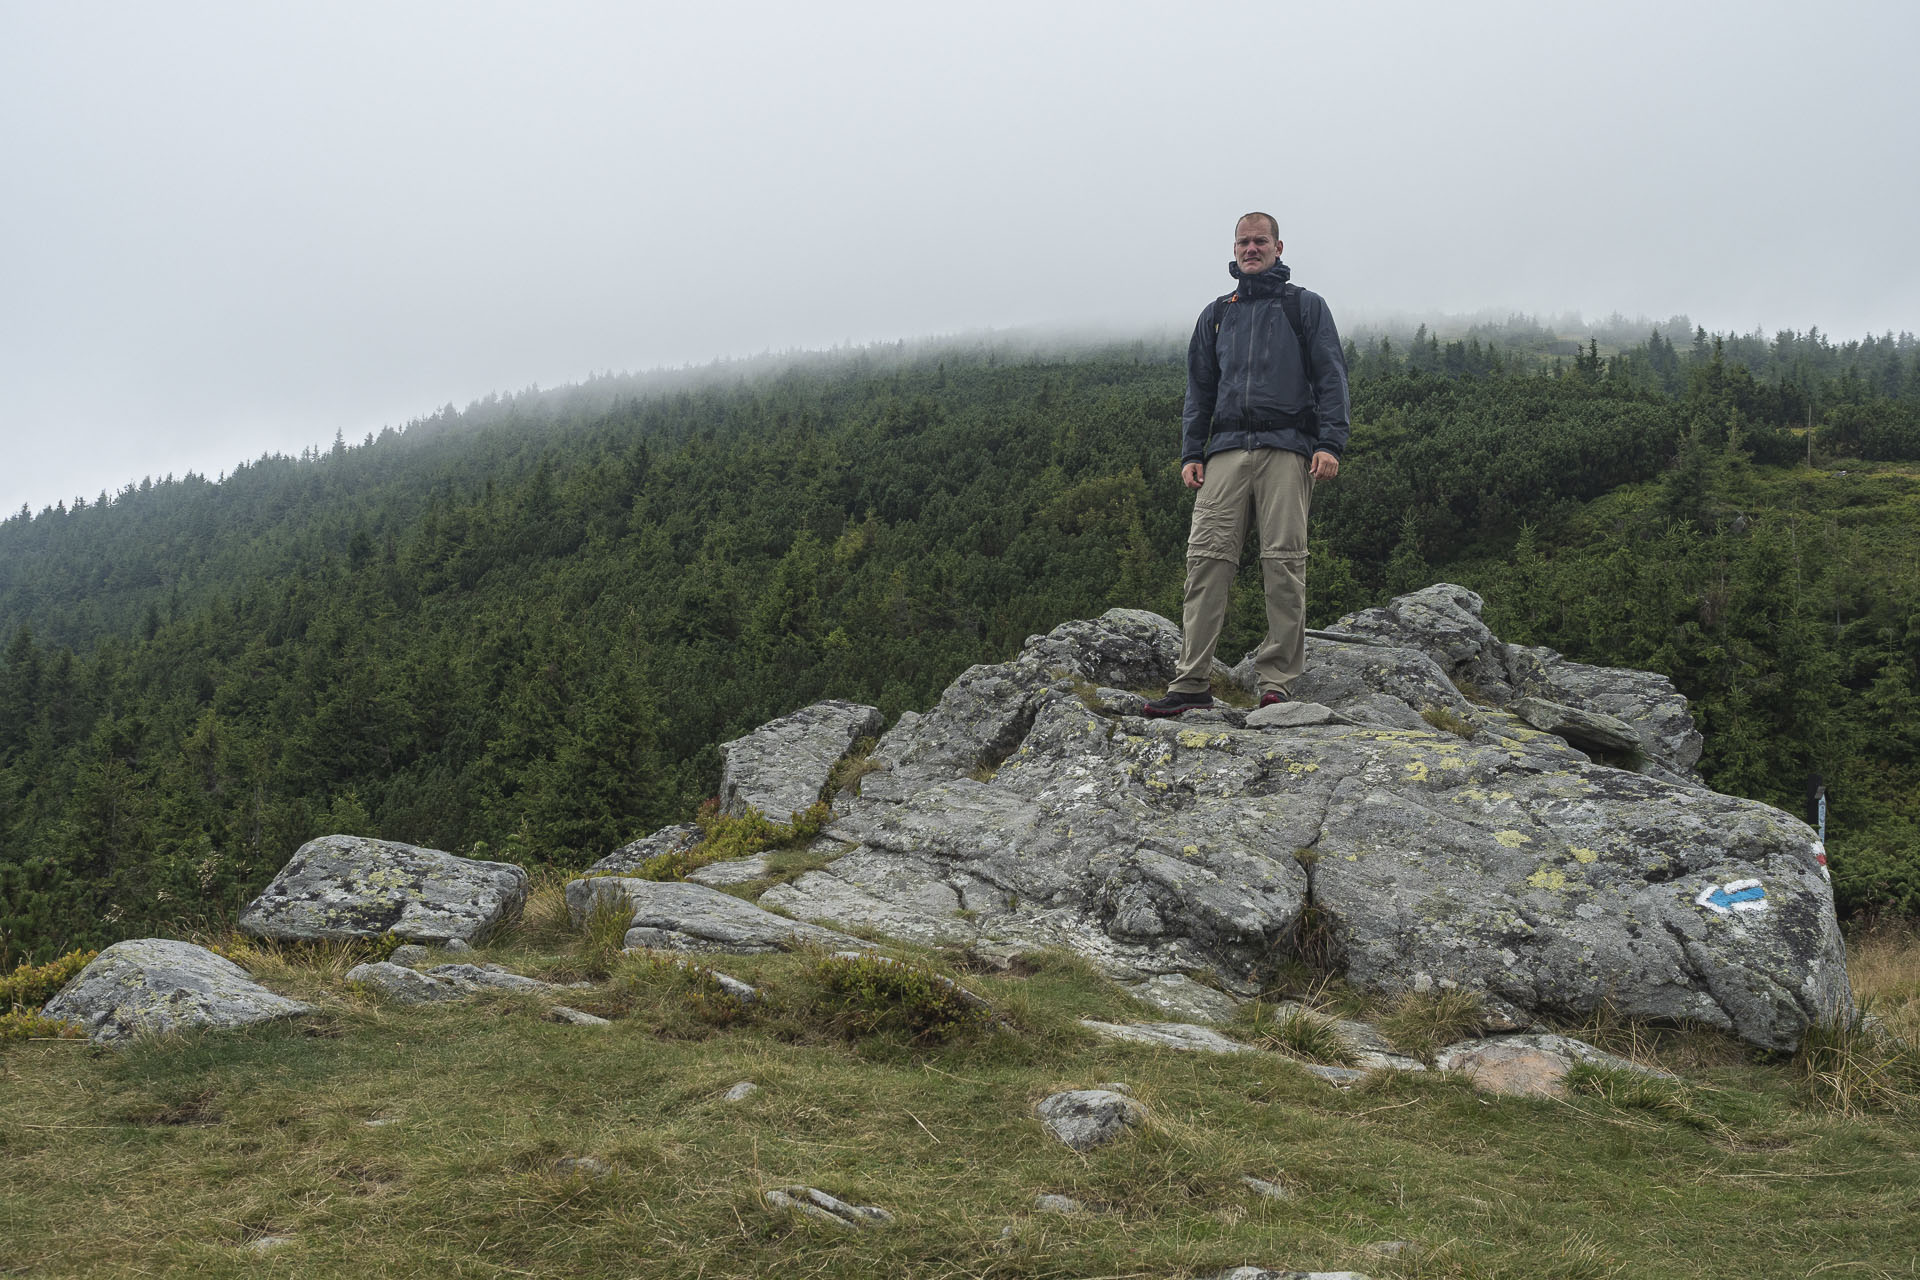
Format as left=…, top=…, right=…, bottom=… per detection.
left=1143, top=690, right=1214, bottom=718
left=1259, top=692, right=1285, bottom=708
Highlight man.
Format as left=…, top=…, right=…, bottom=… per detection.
left=1144, top=212, right=1351, bottom=716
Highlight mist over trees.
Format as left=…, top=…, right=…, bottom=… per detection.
left=2, top=318, right=1917, bottom=962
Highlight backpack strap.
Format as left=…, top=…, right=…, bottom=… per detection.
left=1210, top=285, right=1316, bottom=382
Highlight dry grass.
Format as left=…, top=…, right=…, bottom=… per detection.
left=1376, top=988, right=1486, bottom=1064
left=1418, top=704, right=1477, bottom=739
left=7, top=924, right=1920, bottom=1277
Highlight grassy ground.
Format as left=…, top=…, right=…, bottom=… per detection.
left=4, top=909, right=1918, bottom=1280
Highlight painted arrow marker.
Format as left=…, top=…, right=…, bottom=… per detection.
left=1696, top=878, right=1768, bottom=915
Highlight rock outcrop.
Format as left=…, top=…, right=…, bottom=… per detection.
left=43, top=939, right=312, bottom=1043
left=238, top=835, right=528, bottom=945
left=563, top=877, right=864, bottom=954
left=719, top=700, right=884, bottom=819
left=697, top=587, right=1847, bottom=1050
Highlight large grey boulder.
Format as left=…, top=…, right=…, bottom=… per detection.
left=565, top=877, right=864, bottom=954
left=749, top=590, right=1848, bottom=1049
left=239, top=835, right=528, bottom=944
left=43, top=939, right=312, bottom=1044
left=719, top=700, right=885, bottom=819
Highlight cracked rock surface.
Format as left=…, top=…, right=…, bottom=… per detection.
left=734, top=592, right=1847, bottom=1050
left=239, top=835, right=528, bottom=945
left=719, top=700, right=884, bottom=820
left=44, top=939, right=312, bottom=1044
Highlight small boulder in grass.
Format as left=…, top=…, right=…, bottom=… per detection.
left=239, top=835, right=528, bottom=945
left=1035, top=1089, right=1146, bottom=1151
left=43, top=939, right=312, bottom=1044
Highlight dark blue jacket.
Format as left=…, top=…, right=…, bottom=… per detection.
left=1181, top=260, right=1351, bottom=465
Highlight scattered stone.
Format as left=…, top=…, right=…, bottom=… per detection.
left=1088, top=686, right=1147, bottom=716
left=686, top=853, right=775, bottom=887
left=362, top=1117, right=398, bottom=1127
left=1367, top=1241, right=1419, bottom=1258
left=565, top=877, right=863, bottom=955
left=723, top=1081, right=759, bottom=1102
left=245, top=1235, right=295, bottom=1254
left=1509, top=695, right=1643, bottom=756
left=1079, top=1019, right=1256, bottom=1054
left=546, top=1006, right=611, bottom=1026
left=720, top=700, right=885, bottom=820
left=553, top=1156, right=611, bottom=1179
left=387, top=945, right=437, bottom=968
left=1034, top=1194, right=1083, bottom=1214
left=238, top=834, right=528, bottom=945
left=764, top=1185, right=892, bottom=1229
left=1035, top=1089, right=1146, bottom=1151
left=1245, top=700, right=1345, bottom=729
left=346, top=961, right=468, bottom=1004
left=43, top=939, right=312, bottom=1044
left=1240, top=1175, right=1292, bottom=1200
left=1125, top=972, right=1242, bottom=1024
left=1434, top=1032, right=1673, bottom=1098
left=441, top=938, right=474, bottom=954
left=590, top=823, right=701, bottom=875
left=346, top=960, right=577, bottom=1006
left=1296, top=1064, right=1370, bottom=1088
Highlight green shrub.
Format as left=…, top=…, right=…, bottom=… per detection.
left=0, top=1009, right=86, bottom=1043
left=806, top=951, right=993, bottom=1043
left=1242, top=1003, right=1357, bottom=1066
left=1, top=949, right=98, bottom=1011
left=632, top=800, right=832, bottom=881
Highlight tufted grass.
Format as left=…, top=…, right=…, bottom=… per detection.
left=3, top=932, right=1919, bottom=1278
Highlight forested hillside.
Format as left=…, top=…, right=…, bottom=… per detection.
left=3, top=323, right=1917, bottom=961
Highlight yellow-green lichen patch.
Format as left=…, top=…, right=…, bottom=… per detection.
left=1174, top=729, right=1232, bottom=750
left=1494, top=830, right=1531, bottom=848
left=1404, top=759, right=1430, bottom=783
left=1527, top=866, right=1569, bottom=891
left=1571, top=847, right=1599, bottom=864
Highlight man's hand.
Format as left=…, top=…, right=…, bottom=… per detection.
left=1310, top=451, right=1340, bottom=481
left=1182, top=461, right=1206, bottom=489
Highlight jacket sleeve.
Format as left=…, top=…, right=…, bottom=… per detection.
left=1303, top=292, right=1351, bottom=459
left=1181, top=306, right=1219, bottom=464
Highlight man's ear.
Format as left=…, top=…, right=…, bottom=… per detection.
left=1274, top=240, right=1284, bottom=257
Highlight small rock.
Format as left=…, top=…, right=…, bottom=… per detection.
left=1091, top=1081, right=1133, bottom=1095
left=1080, top=1019, right=1256, bottom=1054
left=1125, top=973, right=1242, bottom=1024
left=388, top=944, right=437, bottom=968
left=441, top=938, right=474, bottom=954
left=245, top=1235, right=295, bottom=1254
left=720, top=701, right=885, bottom=820
left=1434, top=1032, right=1673, bottom=1098
left=1033, top=1194, right=1083, bottom=1214
left=591, top=823, right=702, bottom=875
left=1245, top=700, right=1344, bottom=729
left=765, top=1185, right=892, bottom=1228
left=1035, top=1089, right=1146, bottom=1151
left=723, top=1081, right=760, bottom=1102
left=546, top=1006, right=610, bottom=1026
left=553, top=1156, right=611, bottom=1179
left=1240, top=1175, right=1292, bottom=1200
left=362, top=1117, right=398, bottom=1127
left=1297, top=1063, right=1370, bottom=1088
left=1367, top=1241, right=1418, bottom=1257
left=686, top=854, right=775, bottom=887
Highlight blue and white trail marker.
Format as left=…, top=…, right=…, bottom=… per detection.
left=1696, top=878, right=1768, bottom=915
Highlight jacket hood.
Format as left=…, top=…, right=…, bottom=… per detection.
left=1227, top=259, right=1292, bottom=291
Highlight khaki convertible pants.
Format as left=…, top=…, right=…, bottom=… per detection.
left=1169, top=447, right=1312, bottom=697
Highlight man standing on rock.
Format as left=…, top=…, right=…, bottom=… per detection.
left=1144, top=211, right=1351, bottom=717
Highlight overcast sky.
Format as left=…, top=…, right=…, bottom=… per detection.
left=3, top=0, right=1915, bottom=517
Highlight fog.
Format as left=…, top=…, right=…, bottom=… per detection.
left=3, top=0, right=1915, bottom=516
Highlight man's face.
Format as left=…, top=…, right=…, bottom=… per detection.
left=1234, top=218, right=1282, bottom=274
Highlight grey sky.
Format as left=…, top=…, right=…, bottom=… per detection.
left=3, top=0, right=1915, bottom=517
